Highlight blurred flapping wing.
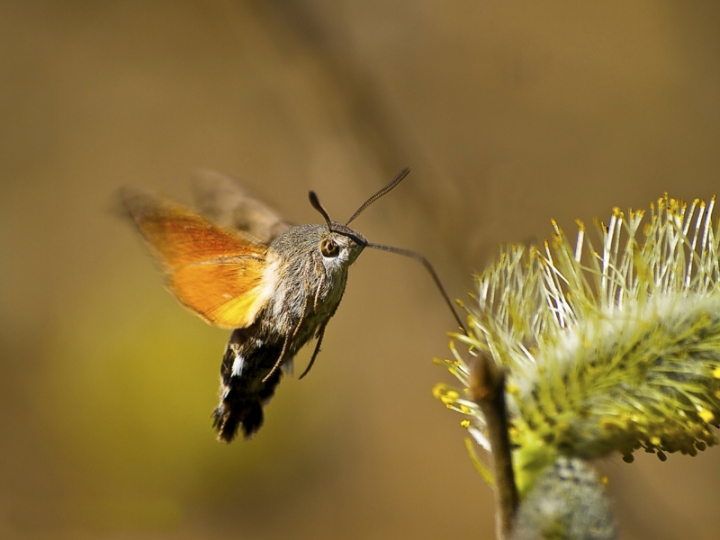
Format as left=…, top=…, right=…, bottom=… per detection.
left=121, top=188, right=274, bottom=329
left=191, top=170, right=291, bottom=243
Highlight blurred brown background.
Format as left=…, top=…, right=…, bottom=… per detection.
left=2, top=1, right=720, bottom=539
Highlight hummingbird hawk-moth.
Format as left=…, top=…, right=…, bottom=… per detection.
left=122, top=169, right=462, bottom=442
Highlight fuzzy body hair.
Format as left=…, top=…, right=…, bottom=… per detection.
left=213, top=222, right=366, bottom=441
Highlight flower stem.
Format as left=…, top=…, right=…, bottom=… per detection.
left=471, top=353, right=518, bottom=539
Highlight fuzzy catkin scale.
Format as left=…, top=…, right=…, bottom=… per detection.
left=510, top=295, right=720, bottom=462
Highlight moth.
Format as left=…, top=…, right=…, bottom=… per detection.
left=122, top=169, right=463, bottom=442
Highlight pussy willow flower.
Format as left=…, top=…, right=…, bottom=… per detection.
left=434, top=194, right=720, bottom=492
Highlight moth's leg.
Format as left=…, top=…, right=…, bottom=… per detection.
left=262, top=296, right=309, bottom=383
left=312, top=251, right=327, bottom=312
left=261, top=332, right=291, bottom=384
left=298, top=323, right=327, bottom=380
left=314, top=273, right=326, bottom=312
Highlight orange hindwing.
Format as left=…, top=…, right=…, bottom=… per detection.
left=122, top=189, right=274, bottom=329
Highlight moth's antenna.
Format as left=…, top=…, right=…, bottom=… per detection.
left=367, top=241, right=466, bottom=333
left=345, top=168, right=410, bottom=226
left=309, top=191, right=333, bottom=230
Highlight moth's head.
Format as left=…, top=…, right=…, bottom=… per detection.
left=304, top=173, right=409, bottom=274
left=318, top=223, right=367, bottom=269
left=269, top=223, right=366, bottom=274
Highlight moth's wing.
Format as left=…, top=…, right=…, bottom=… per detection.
left=121, top=188, right=274, bottom=329
left=191, top=170, right=292, bottom=243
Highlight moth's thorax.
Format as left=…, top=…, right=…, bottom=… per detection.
left=258, top=222, right=366, bottom=341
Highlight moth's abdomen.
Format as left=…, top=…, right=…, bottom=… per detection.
left=212, top=366, right=282, bottom=441
left=212, top=326, right=286, bottom=441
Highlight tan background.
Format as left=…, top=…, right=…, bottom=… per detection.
left=2, top=1, right=720, bottom=539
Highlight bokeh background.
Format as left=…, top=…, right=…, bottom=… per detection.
left=2, top=1, right=720, bottom=539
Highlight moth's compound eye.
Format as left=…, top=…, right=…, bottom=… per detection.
left=320, top=238, right=340, bottom=258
